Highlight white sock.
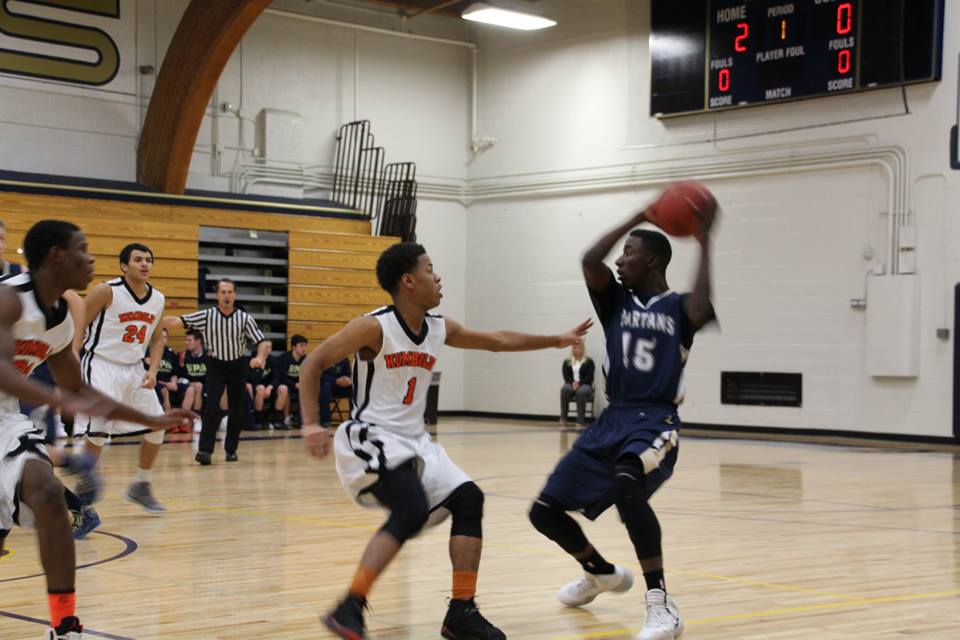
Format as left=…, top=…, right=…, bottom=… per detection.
left=135, top=467, right=151, bottom=483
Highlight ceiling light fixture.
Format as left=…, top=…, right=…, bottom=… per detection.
left=461, top=2, right=556, bottom=30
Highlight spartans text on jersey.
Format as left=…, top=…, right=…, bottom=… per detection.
left=620, top=309, right=676, bottom=336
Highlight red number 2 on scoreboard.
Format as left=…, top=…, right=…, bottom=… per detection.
left=402, top=377, right=417, bottom=405
left=734, top=22, right=749, bottom=52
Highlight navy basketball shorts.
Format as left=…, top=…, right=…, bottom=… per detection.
left=540, top=405, right=680, bottom=520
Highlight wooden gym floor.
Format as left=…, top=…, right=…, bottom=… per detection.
left=1, top=418, right=958, bottom=639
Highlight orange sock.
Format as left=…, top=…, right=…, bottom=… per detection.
left=349, top=566, right=379, bottom=599
left=48, top=591, right=75, bottom=628
left=452, top=571, right=478, bottom=601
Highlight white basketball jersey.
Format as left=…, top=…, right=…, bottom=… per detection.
left=352, top=306, right=445, bottom=437
left=83, top=278, right=165, bottom=365
left=0, top=273, right=74, bottom=413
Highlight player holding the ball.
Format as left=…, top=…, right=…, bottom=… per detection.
left=528, top=181, right=717, bottom=640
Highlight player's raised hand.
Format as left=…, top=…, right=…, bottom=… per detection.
left=694, top=205, right=719, bottom=244
left=146, top=408, right=197, bottom=431
left=141, top=371, right=157, bottom=389
left=557, top=318, right=594, bottom=348
left=302, top=423, right=332, bottom=459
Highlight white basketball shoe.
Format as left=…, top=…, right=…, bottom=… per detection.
left=557, top=565, right=634, bottom=607
left=637, top=588, right=683, bottom=640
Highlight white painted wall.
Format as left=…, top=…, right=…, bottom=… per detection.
left=0, top=0, right=471, bottom=407
left=463, top=0, right=960, bottom=437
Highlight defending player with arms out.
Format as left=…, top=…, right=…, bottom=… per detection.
left=299, top=242, right=592, bottom=640
left=0, top=220, right=193, bottom=640
left=77, top=243, right=171, bottom=516
left=528, top=203, right=716, bottom=640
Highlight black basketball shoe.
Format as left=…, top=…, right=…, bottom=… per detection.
left=324, top=595, right=367, bottom=640
left=441, top=598, right=506, bottom=640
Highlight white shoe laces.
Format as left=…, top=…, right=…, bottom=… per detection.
left=569, top=574, right=600, bottom=596
left=644, top=591, right=677, bottom=628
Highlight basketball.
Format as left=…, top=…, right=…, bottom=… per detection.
left=647, top=180, right=717, bottom=237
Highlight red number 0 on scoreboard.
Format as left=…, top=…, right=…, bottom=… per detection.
left=837, top=3, right=853, bottom=35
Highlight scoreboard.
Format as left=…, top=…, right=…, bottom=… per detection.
left=650, top=0, right=945, bottom=117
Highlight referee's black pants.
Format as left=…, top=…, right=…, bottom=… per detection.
left=199, top=357, right=247, bottom=455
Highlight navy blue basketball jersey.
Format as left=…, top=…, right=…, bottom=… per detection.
left=590, top=278, right=698, bottom=408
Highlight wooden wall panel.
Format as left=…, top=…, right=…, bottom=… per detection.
left=288, top=286, right=389, bottom=307
left=290, top=250, right=379, bottom=270
left=289, top=230, right=396, bottom=253
left=286, top=321, right=347, bottom=341
left=288, top=267, right=379, bottom=289
left=0, top=192, right=393, bottom=349
left=289, top=304, right=375, bottom=323
left=170, top=207, right=368, bottom=235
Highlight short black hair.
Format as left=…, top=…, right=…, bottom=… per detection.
left=23, top=220, right=80, bottom=271
left=120, top=242, right=153, bottom=265
left=217, top=278, right=235, bottom=292
left=376, top=242, right=426, bottom=294
left=186, top=329, right=204, bottom=345
left=290, top=334, right=308, bottom=348
left=629, top=229, right=672, bottom=271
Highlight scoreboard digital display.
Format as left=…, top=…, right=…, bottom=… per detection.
left=650, top=0, right=945, bottom=117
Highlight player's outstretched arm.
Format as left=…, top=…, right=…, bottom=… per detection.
left=300, top=316, right=382, bottom=459
left=582, top=207, right=650, bottom=291
left=160, top=316, right=182, bottom=331
left=444, top=317, right=592, bottom=352
left=684, top=206, right=718, bottom=330
left=46, top=347, right=195, bottom=430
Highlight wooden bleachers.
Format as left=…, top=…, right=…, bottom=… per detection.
left=0, top=192, right=395, bottom=350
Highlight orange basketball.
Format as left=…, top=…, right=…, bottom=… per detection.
left=647, top=180, right=717, bottom=237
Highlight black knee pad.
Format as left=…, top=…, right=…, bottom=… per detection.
left=447, top=481, right=484, bottom=538
left=613, top=456, right=646, bottom=502
left=381, top=498, right=429, bottom=543
left=613, top=456, right=661, bottom=561
left=529, top=493, right=588, bottom=554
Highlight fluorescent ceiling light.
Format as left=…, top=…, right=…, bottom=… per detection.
left=462, top=3, right=556, bottom=30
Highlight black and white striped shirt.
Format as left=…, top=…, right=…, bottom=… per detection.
left=180, top=307, right=266, bottom=362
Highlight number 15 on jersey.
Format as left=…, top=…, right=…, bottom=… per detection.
left=623, top=332, right=656, bottom=372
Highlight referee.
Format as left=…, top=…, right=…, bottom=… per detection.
left=164, top=278, right=271, bottom=465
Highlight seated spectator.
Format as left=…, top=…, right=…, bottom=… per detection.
left=274, top=334, right=308, bottom=429
left=179, top=329, right=207, bottom=429
left=0, top=219, right=23, bottom=277
left=560, top=342, right=594, bottom=428
left=247, top=353, right=287, bottom=430
left=320, top=358, right=352, bottom=427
